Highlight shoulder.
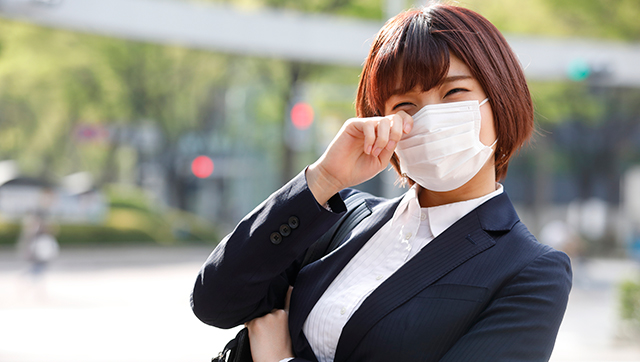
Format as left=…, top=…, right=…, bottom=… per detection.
left=484, top=219, right=573, bottom=306
left=475, top=191, right=567, bottom=265
left=501, top=219, right=570, bottom=268
left=473, top=191, right=572, bottom=285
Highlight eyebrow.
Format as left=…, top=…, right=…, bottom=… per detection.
left=443, top=75, right=473, bottom=83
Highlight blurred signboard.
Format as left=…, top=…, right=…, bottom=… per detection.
left=0, top=177, right=107, bottom=223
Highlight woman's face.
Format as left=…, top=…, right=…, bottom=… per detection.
left=383, top=53, right=497, bottom=147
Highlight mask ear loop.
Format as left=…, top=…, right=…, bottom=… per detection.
left=480, top=98, right=496, bottom=149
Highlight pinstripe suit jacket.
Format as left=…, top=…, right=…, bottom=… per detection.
left=192, top=171, right=572, bottom=362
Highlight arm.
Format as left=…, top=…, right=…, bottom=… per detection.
left=191, top=112, right=413, bottom=330
left=439, top=249, right=572, bottom=362
left=191, top=170, right=346, bottom=329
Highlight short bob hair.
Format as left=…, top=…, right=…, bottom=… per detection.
left=356, top=4, right=534, bottom=182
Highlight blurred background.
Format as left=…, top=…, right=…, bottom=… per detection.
left=0, top=0, right=639, bottom=361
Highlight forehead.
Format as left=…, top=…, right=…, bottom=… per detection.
left=447, top=54, right=472, bottom=77
left=388, top=54, right=473, bottom=97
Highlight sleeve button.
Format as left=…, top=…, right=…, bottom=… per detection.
left=270, top=232, right=282, bottom=245
left=288, top=216, right=299, bottom=229
left=279, top=224, right=292, bottom=237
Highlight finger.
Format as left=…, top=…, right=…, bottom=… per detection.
left=377, top=147, right=396, bottom=165
left=372, top=117, right=390, bottom=157
left=396, top=110, right=414, bottom=134
left=386, top=114, right=404, bottom=151
left=360, top=120, right=376, bottom=155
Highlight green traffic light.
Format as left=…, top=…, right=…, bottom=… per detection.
left=567, top=58, right=591, bottom=81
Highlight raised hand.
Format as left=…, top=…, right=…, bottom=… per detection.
left=307, top=111, right=413, bottom=205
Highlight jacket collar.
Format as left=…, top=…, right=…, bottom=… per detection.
left=475, top=190, right=520, bottom=232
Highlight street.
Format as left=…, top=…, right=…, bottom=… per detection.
left=0, top=245, right=639, bottom=362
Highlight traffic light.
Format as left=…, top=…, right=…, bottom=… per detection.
left=191, top=155, right=214, bottom=178
left=567, top=58, right=611, bottom=84
left=567, top=58, right=591, bottom=82
left=290, top=102, right=314, bottom=130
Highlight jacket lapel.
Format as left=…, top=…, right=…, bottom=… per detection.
left=289, top=197, right=401, bottom=359
left=333, top=193, right=516, bottom=362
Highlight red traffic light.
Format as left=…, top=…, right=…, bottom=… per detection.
left=290, top=102, right=314, bottom=130
left=191, top=156, right=214, bottom=178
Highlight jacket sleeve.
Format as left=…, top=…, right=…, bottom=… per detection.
left=191, top=170, right=346, bottom=329
left=438, top=249, right=572, bottom=362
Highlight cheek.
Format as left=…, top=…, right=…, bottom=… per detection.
left=479, top=106, right=497, bottom=146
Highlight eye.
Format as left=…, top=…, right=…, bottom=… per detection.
left=392, top=102, right=415, bottom=111
left=444, top=88, right=468, bottom=98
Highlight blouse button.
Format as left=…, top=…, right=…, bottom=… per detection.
left=405, top=232, right=412, bottom=240
left=421, top=212, right=427, bottom=221
left=376, top=275, right=383, bottom=281
left=340, top=307, right=346, bottom=315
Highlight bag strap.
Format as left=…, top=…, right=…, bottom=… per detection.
left=301, top=191, right=373, bottom=267
left=211, top=335, right=238, bottom=362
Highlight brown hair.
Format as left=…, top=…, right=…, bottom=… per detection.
left=356, top=4, right=534, bottom=181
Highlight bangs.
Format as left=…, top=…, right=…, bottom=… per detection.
left=364, top=10, right=450, bottom=115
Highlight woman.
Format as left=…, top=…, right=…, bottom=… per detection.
left=191, top=4, right=572, bottom=362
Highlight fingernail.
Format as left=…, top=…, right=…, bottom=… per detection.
left=404, top=124, right=412, bottom=133
left=386, top=141, right=397, bottom=151
left=366, top=145, right=373, bottom=154
left=373, top=147, right=382, bottom=157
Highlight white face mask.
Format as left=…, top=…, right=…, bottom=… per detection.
left=395, top=98, right=496, bottom=192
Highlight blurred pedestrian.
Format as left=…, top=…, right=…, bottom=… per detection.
left=16, top=210, right=59, bottom=299
left=192, top=4, right=572, bottom=362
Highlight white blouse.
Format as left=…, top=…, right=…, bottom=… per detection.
left=302, top=184, right=503, bottom=362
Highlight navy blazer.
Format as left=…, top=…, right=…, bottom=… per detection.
left=192, top=171, right=572, bottom=362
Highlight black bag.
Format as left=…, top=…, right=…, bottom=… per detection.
left=211, top=192, right=373, bottom=362
left=212, top=328, right=252, bottom=362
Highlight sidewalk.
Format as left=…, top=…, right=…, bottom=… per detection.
left=0, top=245, right=639, bottom=362
left=550, top=258, right=640, bottom=361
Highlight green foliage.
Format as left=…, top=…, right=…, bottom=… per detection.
left=104, top=183, right=219, bottom=243
left=0, top=222, right=20, bottom=245
left=541, top=0, right=640, bottom=41
left=462, top=0, right=640, bottom=41
left=529, top=82, right=605, bottom=125
left=57, top=224, right=157, bottom=244
left=0, top=220, right=156, bottom=245
left=0, top=19, right=233, bottom=181
left=196, top=0, right=384, bottom=19
left=620, top=278, right=640, bottom=327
